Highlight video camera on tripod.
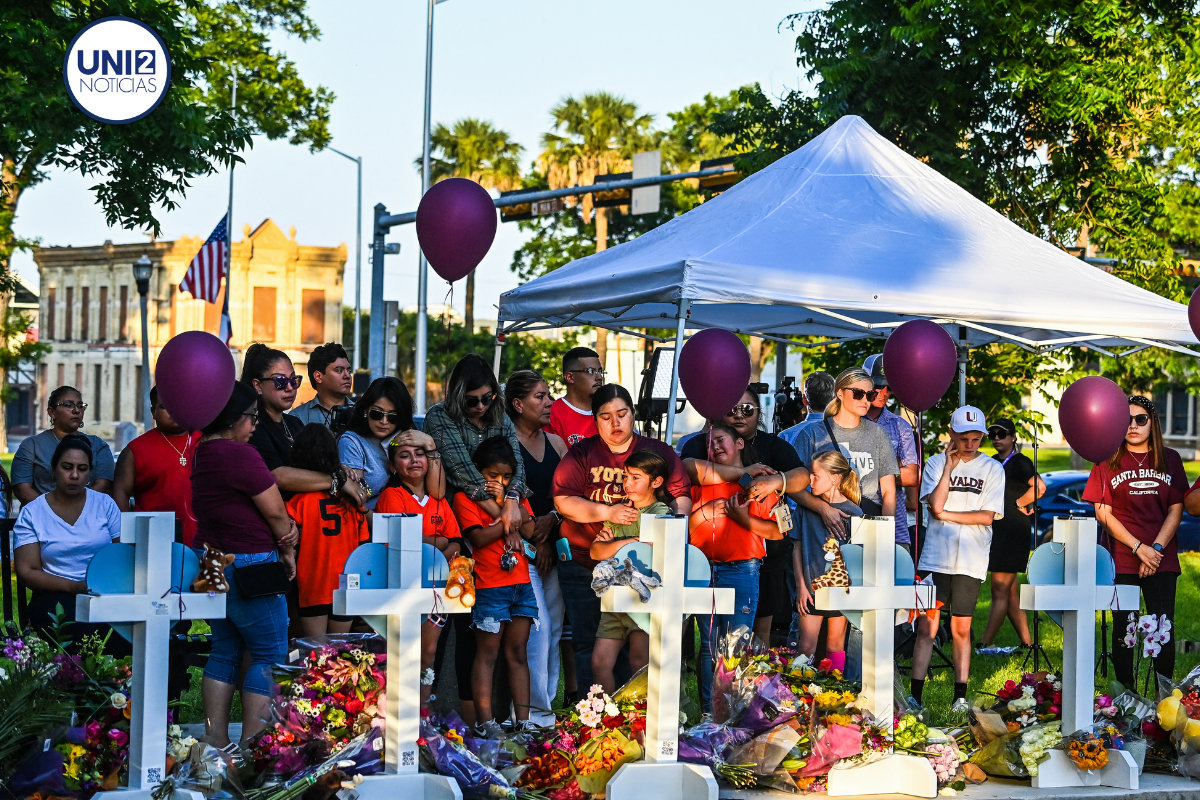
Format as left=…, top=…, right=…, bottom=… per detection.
left=773, top=376, right=805, bottom=431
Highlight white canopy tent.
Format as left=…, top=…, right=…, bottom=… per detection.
left=497, top=115, right=1197, bottom=436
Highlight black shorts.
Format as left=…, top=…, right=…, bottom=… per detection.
left=930, top=572, right=983, bottom=618
left=298, top=603, right=353, bottom=623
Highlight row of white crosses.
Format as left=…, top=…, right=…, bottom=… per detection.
left=77, top=512, right=225, bottom=800
left=1020, top=517, right=1141, bottom=789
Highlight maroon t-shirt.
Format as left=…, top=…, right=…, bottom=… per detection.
left=1082, top=449, right=1187, bottom=575
left=550, top=433, right=691, bottom=567
left=191, top=438, right=280, bottom=554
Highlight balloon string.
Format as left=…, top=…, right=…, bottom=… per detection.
left=441, top=283, right=455, bottom=353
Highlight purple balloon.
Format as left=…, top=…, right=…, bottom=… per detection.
left=1189, top=288, right=1200, bottom=342
left=882, top=320, right=958, bottom=412
left=1058, top=376, right=1129, bottom=464
left=678, top=329, right=751, bottom=420
left=155, top=331, right=236, bottom=431
left=416, top=178, right=498, bottom=283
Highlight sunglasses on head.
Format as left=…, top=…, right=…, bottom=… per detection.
left=367, top=408, right=402, bottom=424
left=265, top=375, right=303, bottom=391
left=845, top=388, right=880, bottom=402
left=1130, top=413, right=1150, bottom=427
left=466, top=391, right=496, bottom=408
left=729, top=403, right=757, bottom=418
left=988, top=428, right=1011, bottom=440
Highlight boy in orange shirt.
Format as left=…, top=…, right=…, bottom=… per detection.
left=377, top=437, right=463, bottom=706
left=286, top=425, right=370, bottom=637
left=452, top=436, right=538, bottom=733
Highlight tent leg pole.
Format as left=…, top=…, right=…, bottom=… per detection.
left=493, top=334, right=505, bottom=378
left=664, top=299, right=690, bottom=444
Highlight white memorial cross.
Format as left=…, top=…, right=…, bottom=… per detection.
left=815, top=516, right=938, bottom=798
left=1020, top=516, right=1141, bottom=789
left=332, top=513, right=470, bottom=800
left=76, top=512, right=226, bottom=800
left=604, top=515, right=734, bottom=800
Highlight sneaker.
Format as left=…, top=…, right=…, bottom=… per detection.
left=950, top=697, right=970, bottom=714
left=516, top=720, right=543, bottom=734
left=473, top=720, right=504, bottom=739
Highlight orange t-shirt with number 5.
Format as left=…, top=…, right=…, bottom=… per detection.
left=287, top=492, right=370, bottom=608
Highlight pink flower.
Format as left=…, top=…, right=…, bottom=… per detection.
left=107, top=728, right=129, bottom=747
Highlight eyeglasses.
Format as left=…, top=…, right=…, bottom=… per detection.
left=53, top=401, right=87, bottom=412
left=264, top=375, right=303, bottom=391
left=368, top=408, right=402, bottom=424
left=988, top=428, right=1011, bottom=440
left=242, top=410, right=260, bottom=424
left=1130, top=413, right=1150, bottom=427
left=845, top=388, right=880, bottom=402
left=729, top=403, right=757, bottom=418
left=466, top=392, right=496, bottom=408
left=568, top=368, right=607, bottom=377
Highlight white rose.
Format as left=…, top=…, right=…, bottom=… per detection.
left=111, top=692, right=128, bottom=710
left=605, top=702, right=620, bottom=717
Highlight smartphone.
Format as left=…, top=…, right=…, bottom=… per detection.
left=523, top=540, right=538, bottom=560
left=555, top=538, right=572, bottom=562
left=738, top=472, right=754, bottom=490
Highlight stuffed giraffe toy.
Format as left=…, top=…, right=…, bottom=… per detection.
left=809, top=536, right=851, bottom=594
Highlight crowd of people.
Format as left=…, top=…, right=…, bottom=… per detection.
left=5, top=338, right=1193, bottom=744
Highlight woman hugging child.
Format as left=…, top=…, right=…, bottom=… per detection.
left=452, top=436, right=539, bottom=734
left=589, top=449, right=672, bottom=694
left=791, top=449, right=863, bottom=665
left=286, top=424, right=370, bottom=637
left=376, top=434, right=464, bottom=706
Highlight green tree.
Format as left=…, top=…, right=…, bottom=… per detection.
left=417, top=118, right=522, bottom=332
left=3, top=0, right=332, bottom=443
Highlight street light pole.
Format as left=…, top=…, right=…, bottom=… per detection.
left=132, top=255, right=154, bottom=430
left=328, top=147, right=363, bottom=369
left=415, top=0, right=438, bottom=414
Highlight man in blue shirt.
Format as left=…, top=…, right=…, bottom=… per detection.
left=862, top=355, right=921, bottom=554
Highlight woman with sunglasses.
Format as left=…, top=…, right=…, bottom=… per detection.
left=680, top=388, right=808, bottom=644
left=338, top=377, right=444, bottom=510
left=979, top=418, right=1044, bottom=652
left=241, top=344, right=366, bottom=506
left=1083, top=396, right=1187, bottom=688
left=12, top=385, right=115, bottom=505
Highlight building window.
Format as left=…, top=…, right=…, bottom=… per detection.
left=57, top=364, right=64, bottom=390
left=93, top=364, right=102, bottom=421
left=168, top=289, right=176, bottom=340
left=119, top=285, right=128, bottom=341
left=135, top=366, right=143, bottom=423
left=76, top=364, right=82, bottom=393
left=302, top=290, right=325, bottom=344
left=47, top=288, right=56, bottom=341
left=253, top=287, right=277, bottom=342
left=65, top=287, right=74, bottom=340
left=99, top=287, right=108, bottom=342
left=1171, top=389, right=1192, bottom=437
left=113, top=364, right=122, bottom=421
left=81, top=287, right=90, bottom=341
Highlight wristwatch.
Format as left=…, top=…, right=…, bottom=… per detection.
left=1153, top=543, right=1164, bottom=553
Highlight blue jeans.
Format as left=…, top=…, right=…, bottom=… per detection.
left=698, top=559, right=761, bottom=713
left=200, top=550, right=289, bottom=696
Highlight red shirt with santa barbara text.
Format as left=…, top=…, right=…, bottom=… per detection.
left=550, top=434, right=691, bottom=568
left=452, top=494, right=534, bottom=589
left=545, top=398, right=598, bottom=447
left=1082, top=448, right=1187, bottom=575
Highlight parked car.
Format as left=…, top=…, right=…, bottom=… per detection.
left=1032, top=470, right=1199, bottom=551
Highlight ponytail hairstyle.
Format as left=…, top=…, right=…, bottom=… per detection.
left=624, top=448, right=671, bottom=504
left=290, top=423, right=342, bottom=474
left=1108, top=395, right=1167, bottom=473
left=825, top=367, right=873, bottom=417
left=241, top=343, right=291, bottom=386
left=812, top=449, right=861, bottom=507
left=707, top=423, right=748, bottom=467
left=504, top=369, right=546, bottom=420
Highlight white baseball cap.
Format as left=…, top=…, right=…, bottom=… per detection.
left=950, top=406, right=987, bottom=433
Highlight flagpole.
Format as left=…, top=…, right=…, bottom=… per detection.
left=223, top=67, right=237, bottom=348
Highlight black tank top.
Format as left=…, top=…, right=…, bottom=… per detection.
left=519, top=432, right=562, bottom=517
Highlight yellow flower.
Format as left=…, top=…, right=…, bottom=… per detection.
left=447, top=729, right=464, bottom=745
left=825, top=713, right=854, bottom=726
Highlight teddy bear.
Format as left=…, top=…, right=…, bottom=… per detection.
left=191, top=544, right=235, bottom=594
left=445, top=555, right=476, bottom=608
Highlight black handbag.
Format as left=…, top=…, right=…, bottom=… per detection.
left=822, top=417, right=883, bottom=516
left=234, top=560, right=290, bottom=599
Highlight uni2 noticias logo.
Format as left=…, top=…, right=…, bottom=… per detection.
left=63, top=16, right=172, bottom=124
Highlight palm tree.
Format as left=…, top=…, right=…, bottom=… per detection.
left=538, top=92, right=653, bottom=363
left=416, top=118, right=522, bottom=331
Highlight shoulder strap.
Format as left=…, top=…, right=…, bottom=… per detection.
left=822, top=415, right=840, bottom=452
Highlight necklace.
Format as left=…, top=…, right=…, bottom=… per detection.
left=1130, top=449, right=1149, bottom=468
left=160, top=430, right=192, bottom=466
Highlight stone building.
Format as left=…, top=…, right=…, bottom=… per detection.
left=33, top=219, right=346, bottom=441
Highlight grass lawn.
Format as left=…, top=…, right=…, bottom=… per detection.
left=914, top=552, right=1200, bottom=727
left=983, top=446, right=1200, bottom=483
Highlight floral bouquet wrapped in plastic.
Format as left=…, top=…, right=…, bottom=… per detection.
left=677, top=721, right=753, bottom=766
left=735, top=673, right=802, bottom=736
left=420, top=719, right=515, bottom=800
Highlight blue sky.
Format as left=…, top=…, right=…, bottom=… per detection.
left=13, top=0, right=817, bottom=320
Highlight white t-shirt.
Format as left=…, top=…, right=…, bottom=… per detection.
left=918, top=453, right=1006, bottom=580
left=13, top=489, right=123, bottom=581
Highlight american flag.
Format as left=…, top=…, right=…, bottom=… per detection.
left=179, top=215, right=228, bottom=303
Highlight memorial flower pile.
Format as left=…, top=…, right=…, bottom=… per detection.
left=993, top=672, right=1062, bottom=731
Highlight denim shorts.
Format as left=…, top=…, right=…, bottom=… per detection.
left=472, top=583, right=539, bottom=633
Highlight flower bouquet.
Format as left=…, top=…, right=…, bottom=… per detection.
left=249, top=633, right=386, bottom=777
left=420, top=719, right=516, bottom=800
left=991, top=672, right=1062, bottom=733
